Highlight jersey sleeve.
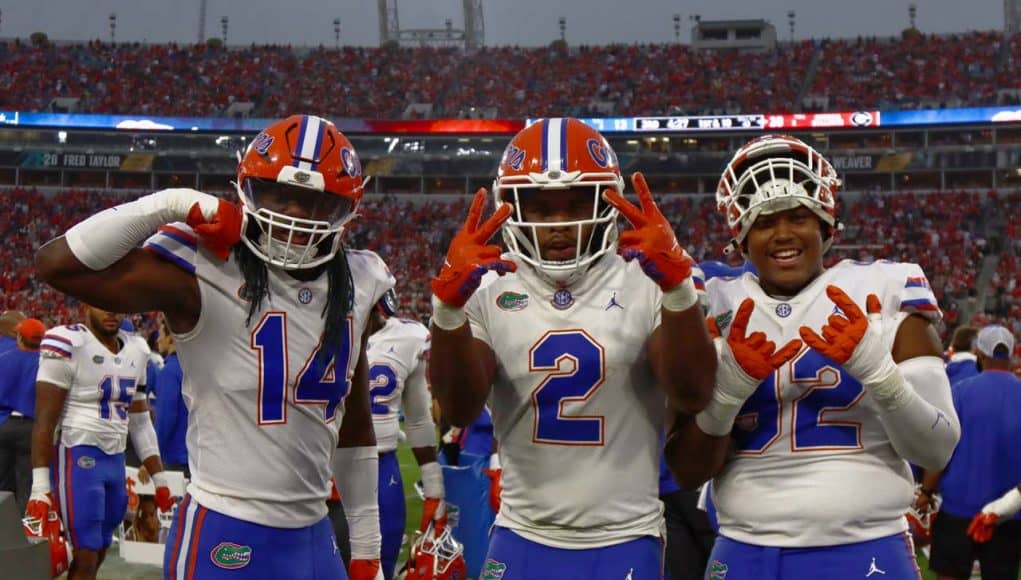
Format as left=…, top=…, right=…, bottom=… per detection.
left=37, top=325, right=83, bottom=389
left=349, top=249, right=396, bottom=308
left=143, top=222, right=199, bottom=274
left=885, top=261, right=942, bottom=324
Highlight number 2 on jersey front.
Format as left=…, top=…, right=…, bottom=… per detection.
left=529, top=330, right=606, bottom=446
left=252, top=312, right=353, bottom=425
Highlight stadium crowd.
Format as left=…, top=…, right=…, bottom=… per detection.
left=1, top=30, right=1017, bottom=119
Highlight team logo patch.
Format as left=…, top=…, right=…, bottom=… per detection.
left=298, top=288, right=314, bottom=304
left=446, top=503, right=461, bottom=528
left=496, top=291, right=529, bottom=311
left=551, top=288, right=574, bottom=310
left=481, top=558, right=507, bottom=579
left=708, top=560, right=728, bottom=580
left=586, top=138, right=613, bottom=168
left=210, top=542, right=253, bottom=570
left=293, top=170, right=311, bottom=184
left=252, top=132, right=274, bottom=156
left=92, top=355, right=105, bottom=364
left=503, top=145, right=526, bottom=171
left=775, top=303, right=792, bottom=318
left=77, top=456, right=96, bottom=469
left=341, top=147, right=362, bottom=177
left=714, top=310, right=734, bottom=333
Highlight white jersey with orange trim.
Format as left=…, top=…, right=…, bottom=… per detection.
left=143, top=224, right=394, bottom=528
left=37, top=325, right=150, bottom=455
left=704, top=259, right=942, bottom=547
left=367, top=317, right=431, bottom=453
left=464, top=251, right=666, bottom=549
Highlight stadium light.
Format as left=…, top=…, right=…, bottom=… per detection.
left=221, top=16, right=229, bottom=44
left=334, top=18, right=341, bottom=48
left=909, top=3, right=917, bottom=29
left=673, top=14, right=681, bottom=42
left=109, top=13, right=116, bottom=43
left=558, top=16, right=566, bottom=43
left=787, top=10, right=795, bottom=42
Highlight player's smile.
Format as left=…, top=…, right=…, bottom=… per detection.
left=542, top=235, right=577, bottom=261
left=746, top=206, right=825, bottom=296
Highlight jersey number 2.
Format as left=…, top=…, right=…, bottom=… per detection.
left=252, top=312, right=353, bottom=425
left=530, top=330, right=605, bottom=445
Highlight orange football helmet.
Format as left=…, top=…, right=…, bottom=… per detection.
left=23, top=508, right=70, bottom=578
left=236, top=114, right=364, bottom=269
left=716, top=134, right=841, bottom=253
left=398, top=522, right=467, bottom=580
left=493, top=117, right=624, bottom=286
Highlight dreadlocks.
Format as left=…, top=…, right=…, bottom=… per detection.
left=235, top=239, right=354, bottom=359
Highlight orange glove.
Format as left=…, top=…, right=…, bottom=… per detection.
left=798, top=287, right=897, bottom=386
left=349, top=558, right=384, bottom=580
left=186, top=198, right=243, bottom=260
left=602, top=172, right=692, bottom=291
left=154, top=486, right=177, bottom=513
left=696, top=299, right=803, bottom=436
left=483, top=468, right=502, bottom=513
left=25, top=492, right=56, bottom=524
left=967, top=513, right=998, bottom=543
left=431, top=188, right=516, bottom=308
left=420, top=497, right=448, bottom=534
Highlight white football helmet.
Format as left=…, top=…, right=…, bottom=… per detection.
left=717, top=134, right=841, bottom=254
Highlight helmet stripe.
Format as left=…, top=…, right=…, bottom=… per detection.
left=545, top=117, right=564, bottom=173
left=309, top=120, right=325, bottom=172
left=540, top=119, right=549, bottom=172
left=293, top=115, right=321, bottom=171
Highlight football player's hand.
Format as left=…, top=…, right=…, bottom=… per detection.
left=431, top=188, right=516, bottom=308
left=154, top=486, right=177, bottom=513
left=968, top=487, right=1021, bottom=543
left=967, top=513, right=998, bottom=543
left=710, top=298, right=803, bottom=403
left=483, top=467, right=502, bottom=513
left=348, top=558, right=384, bottom=580
left=186, top=196, right=243, bottom=260
left=26, top=491, right=55, bottom=523
left=798, top=287, right=897, bottom=385
left=603, top=172, right=692, bottom=291
left=420, top=497, right=448, bottom=534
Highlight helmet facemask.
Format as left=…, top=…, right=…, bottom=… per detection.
left=496, top=175, right=621, bottom=287
left=236, top=169, right=358, bottom=270
left=718, top=141, right=840, bottom=255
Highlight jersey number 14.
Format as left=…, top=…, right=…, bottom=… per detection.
left=251, top=312, right=353, bottom=425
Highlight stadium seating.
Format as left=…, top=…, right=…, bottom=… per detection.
left=0, top=31, right=1014, bottom=119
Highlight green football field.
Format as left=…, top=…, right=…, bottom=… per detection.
left=396, top=444, right=1021, bottom=580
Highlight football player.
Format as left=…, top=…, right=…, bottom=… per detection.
left=28, top=305, right=173, bottom=580
left=34, top=115, right=389, bottom=580
left=428, top=118, right=717, bottom=578
left=365, top=289, right=445, bottom=580
left=665, top=134, right=961, bottom=579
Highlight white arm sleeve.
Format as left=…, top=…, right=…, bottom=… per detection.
left=333, top=446, right=380, bottom=560
left=65, top=188, right=217, bottom=270
left=403, top=361, right=436, bottom=449
left=128, top=411, right=161, bottom=462
left=873, top=356, right=960, bottom=470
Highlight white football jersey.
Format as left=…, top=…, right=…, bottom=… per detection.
left=465, top=251, right=667, bottom=549
left=144, top=224, right=394, bottom=527
left=37, top=325, right=150, bottom=454
left=367, top=317, right=431, bottom=453
left=704, top=259, right=941, bottom=547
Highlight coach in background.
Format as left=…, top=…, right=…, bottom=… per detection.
left=0, top=318, right=45, bottom=511
left=153, top=317, right=188, bottom=474
left=0, top=310, right=26, bottom=356
left=919, top=324, right=1021, bottom=580
left=945, top=325, right=979, bottom=385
